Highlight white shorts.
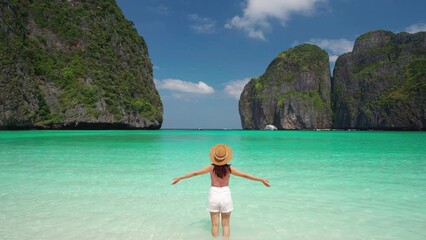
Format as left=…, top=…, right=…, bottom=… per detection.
left=208, top=186, right=233, bottom=213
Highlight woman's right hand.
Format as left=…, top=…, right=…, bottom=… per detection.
left=171, top=177, right=181, bottom=185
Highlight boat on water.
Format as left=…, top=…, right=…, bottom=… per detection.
left=264, top=125, right=278, bottom=130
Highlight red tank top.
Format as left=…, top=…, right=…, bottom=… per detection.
left=210, top=165, right=230, bottom=187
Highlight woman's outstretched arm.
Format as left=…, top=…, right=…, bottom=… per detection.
left=230, top=165, right=271, bottom=187
left=172, top=164, right=211, bottom=185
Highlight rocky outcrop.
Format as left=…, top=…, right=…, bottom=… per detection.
left=0, top=0, right=162, bottom=129
left=239, top=44, right=333, bottom=129
left=332, top=30, right=426, bottom=130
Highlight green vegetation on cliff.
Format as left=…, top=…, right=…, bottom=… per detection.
left=332, top=30, right=425, bottom=130
left=277, top=90, right=329, bottom=110
left=265, top=44, right=330, bottom=106
left=263, top=44, right=328, bottom=85
left=276, top=44, right=329, bottom=72
left=239, top=44, right=332, bottom=130
left=0, top=0, right=162, bottom=129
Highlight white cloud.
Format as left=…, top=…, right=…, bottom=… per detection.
left=149, top=4, right=169, bottom=15
left=329, top=55, right=339, bottom=63
left=155, top=78, right=215, bottom=94
left=225, top=0, right=328, bottom=40
left=306, top=38, right=354, bottom=62
left=224, top=78, right=251, bottom=100
left=188, top=14, right=216, bottom=34
left=405, top=23, right=426, bottom=34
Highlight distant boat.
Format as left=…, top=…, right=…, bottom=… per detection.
left=264, top=125, right=278, bottom=130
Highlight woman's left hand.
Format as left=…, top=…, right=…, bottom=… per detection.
left=261, top=178, right=271, bottom=187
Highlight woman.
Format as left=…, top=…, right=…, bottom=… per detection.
left=172, top=143, right=270, bottom=239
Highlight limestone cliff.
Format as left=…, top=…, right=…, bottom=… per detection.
left=332, top=30, right=426, bottom=130
left=239, top=44, right=333, bottom=129
left=0, top=0, right=163, bottom=129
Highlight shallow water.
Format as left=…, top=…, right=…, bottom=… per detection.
left=0, top=130, right=425, bottom=240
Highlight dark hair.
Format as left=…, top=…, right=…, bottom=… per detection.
left=212, top=164, right=231, bottom=179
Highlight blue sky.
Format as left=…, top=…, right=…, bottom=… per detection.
left=116, top=0, right=426, bottom=129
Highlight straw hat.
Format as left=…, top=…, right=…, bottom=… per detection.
left=210, top=144, right=233, bottom=165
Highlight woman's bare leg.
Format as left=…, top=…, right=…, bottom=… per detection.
left=210, top=212, right=220, bottom=238
left=221, top=212, right=231, bottom=239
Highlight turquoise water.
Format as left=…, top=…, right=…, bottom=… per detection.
left=0, top=130, right=425, bottom=240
